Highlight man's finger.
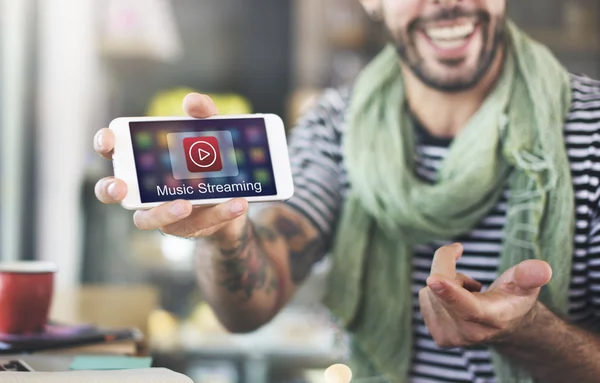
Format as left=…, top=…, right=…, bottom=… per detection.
left=94, top=128, right=115, bottom=160
left=133, top=200, right=194, bottom=231
left=161, top=199, right=248, bottom=237
left=95, top=177, right=128, bottom=204
left=183, top=93, right=219, bottom=118
left=430, top=243, right=463, bottom=279
left=456, top=273, right=482, bottom=292
left=508, top=260, right=552, bottom=295
left=184, top=199, right=248, bottom=229
left=427, top=277, right=482, bottom=318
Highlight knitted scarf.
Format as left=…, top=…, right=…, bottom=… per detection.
left=323, top=22, right=574, bottom=383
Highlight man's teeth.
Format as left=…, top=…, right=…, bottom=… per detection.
left=425, top=23, right=475, bottom=42
left=431, top=39, right=467, bottom=49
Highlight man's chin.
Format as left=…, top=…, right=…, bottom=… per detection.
left=412, top=68, right=483, bottom=93
left=397, top=43, right=497, bottom=92
left=438, top=58, right=468, bottom=68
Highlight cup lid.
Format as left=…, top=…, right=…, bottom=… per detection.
left=0, top=261, right=58, bottom=274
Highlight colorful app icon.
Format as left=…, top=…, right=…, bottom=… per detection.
left=135, top=132, right=153, bottom=149
left=139, top=153, right=156, bottom=170
left=161, top=152, right=172, bottom=169
left=228, top=128, right=241, bottom=142
left=234, top=149, right=245, bottom=165
left=144, top=176, right=158, bottom=192
left=253, top=169, right=271, bottom=184
left=245, top=126, right=264, bottom=144
left=249, top=148, right=267, bottom=164
left=157, top=131, right=170, bottom=148
left=183, top=136, right=223, bottom=173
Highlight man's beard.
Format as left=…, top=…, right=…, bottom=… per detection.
left=392, top=8, right=506, bottom=93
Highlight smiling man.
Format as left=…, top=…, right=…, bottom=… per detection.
left=94, top=0, right=600, bottom=382
left=392, top=0, right=504, bottom=91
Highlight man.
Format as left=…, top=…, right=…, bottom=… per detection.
left=94, top=0, right=600, bottom=382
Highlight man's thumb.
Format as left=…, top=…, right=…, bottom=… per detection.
left=512, top=260, right=553, bottom=293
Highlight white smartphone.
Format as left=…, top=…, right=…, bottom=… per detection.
left=109, top=114, right=294, bottom=210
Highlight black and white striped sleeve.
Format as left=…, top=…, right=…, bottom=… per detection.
left=567, top=75, right=600, bottom=327
left=283, top=88, right=349, bottom=249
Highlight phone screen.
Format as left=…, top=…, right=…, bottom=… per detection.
left=129, top=117, right=278, bottom=203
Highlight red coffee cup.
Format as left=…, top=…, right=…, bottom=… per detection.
left=0, top=261, right=57, bottom=335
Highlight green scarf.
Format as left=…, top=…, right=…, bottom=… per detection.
left=323, top=22, right=574, bottom=383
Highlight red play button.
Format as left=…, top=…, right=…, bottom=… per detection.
left=183, top=136, right=223, bottom=173
left=198, top=147, right=211, bottom=161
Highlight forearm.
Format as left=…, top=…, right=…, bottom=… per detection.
left=494, top=302, right=600, bottom=383
left=195, top=203, right=323, bottom=333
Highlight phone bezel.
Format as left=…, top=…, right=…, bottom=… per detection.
left=110, top=114, right=294, bottom=210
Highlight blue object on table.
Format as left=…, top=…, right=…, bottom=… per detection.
left=70, top=356, right=152, bottom=370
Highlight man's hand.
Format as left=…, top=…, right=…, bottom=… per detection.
left=93, top=92, right=325, bottom=333
left=93, top=93, right=248, bottom=245
left=419, top=243, right=553, bottom=348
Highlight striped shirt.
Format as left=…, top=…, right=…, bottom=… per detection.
left=284, top=74, right=600, bottom=383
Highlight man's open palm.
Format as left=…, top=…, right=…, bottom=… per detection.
left=419, top=243, right=553, bottom=348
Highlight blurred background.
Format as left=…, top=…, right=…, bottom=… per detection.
left=1, top=0, right=599, bottom=382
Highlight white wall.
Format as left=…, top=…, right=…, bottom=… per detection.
left=1, top=0, right=33, bottom=262
left=36, top=0, right=105, bottom=288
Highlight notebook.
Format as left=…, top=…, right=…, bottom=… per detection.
left=0, top=323, right=142, bottom=354
left=0, top=368, right=193, bottom=383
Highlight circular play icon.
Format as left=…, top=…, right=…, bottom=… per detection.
left=183, top=136, right=223, bottom=173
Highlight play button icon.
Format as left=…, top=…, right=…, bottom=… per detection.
left=183, top=136, right=223, bottom=173
left=198, top=147, right=211, bottom=162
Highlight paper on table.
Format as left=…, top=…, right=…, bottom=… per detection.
left=0, top=368, right=193, bottom=383
left=70, top=356, right=152, bottom=370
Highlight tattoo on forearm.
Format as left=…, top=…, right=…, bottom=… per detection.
left=210, top=205, right=325, bottom=301
left=217, top=221, right=277, bottom=300
left=274, top=215, right=324, bottom=284
left=254, top=224, right=279, bottom=242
